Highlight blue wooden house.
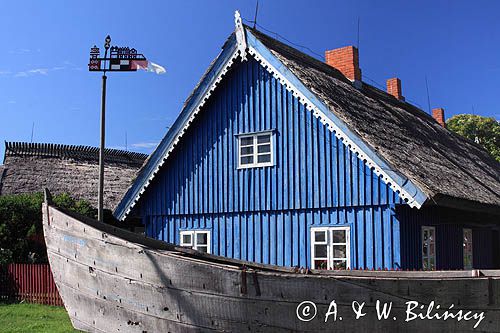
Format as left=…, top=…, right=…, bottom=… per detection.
left=115, top=12, right=500, bottom=271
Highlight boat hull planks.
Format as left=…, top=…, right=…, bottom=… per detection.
left=42, top=203, right=500, bottom=332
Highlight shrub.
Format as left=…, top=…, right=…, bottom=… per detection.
left=0, top=192, right=96, bottom=264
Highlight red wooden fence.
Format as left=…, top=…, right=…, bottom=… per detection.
left=0, top=263, right=63, bottom=306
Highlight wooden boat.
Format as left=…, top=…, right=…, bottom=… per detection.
left=42, top=190, right=500, bottom=332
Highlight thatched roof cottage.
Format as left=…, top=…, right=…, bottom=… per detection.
left=0, top=142, right=148, bottom=210
left=115, top=15, right=500, bottom=271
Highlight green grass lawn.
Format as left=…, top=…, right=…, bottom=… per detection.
left=0, top=303, right=77, bottom=333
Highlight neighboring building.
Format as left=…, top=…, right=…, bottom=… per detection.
left=0, top=142, right=148, bottom=210
left=115, top=14, right=500, bottom=270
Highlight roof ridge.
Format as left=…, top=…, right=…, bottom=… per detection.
left=247, top=26, right=446, bottom=125
left=4, top=141, right=148, bottom=164
left=246, top=26, right=349, bottom=80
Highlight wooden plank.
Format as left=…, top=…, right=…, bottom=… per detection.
left=366, top=209, right=374, bottom=269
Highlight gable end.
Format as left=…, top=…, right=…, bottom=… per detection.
left=115, top=25, right=428, bottom=220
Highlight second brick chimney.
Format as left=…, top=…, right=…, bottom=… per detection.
left=325, top=46, right=361, bottom=81
left=386, top=78, right=404, bottom=101
left=432, top=108, right=446, bottom=128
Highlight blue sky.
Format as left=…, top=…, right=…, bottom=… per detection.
left=1, top=1, right=499, bottom=159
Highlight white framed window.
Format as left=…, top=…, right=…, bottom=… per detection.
left=311, top=226, right=350, bottom=270
left=237, top=131, right=274, bottom=168
left=422, top=226, right=436, bottom=270
left=180, top=230, right=211, bottom=254
left=463, top=228, right=473, bottom=270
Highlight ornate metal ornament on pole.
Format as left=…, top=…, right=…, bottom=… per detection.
left=88, top=36, right=154, bottom=222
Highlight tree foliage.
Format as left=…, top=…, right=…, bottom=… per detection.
left=447, top=114, right=500, bottom=162
left=0, top=192, right=96, bottom=264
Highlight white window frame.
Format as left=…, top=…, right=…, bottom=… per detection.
left=421, top=226, right=436, bottom=270
left=310, top=226, right=351, bottom=270
left=463, top=228, right=473, bottom=270
left=237, top=130, right=274, bottom=169
left=179, top=230, right=211, bottom=254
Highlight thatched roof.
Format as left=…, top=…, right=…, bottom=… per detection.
left=0, top=142, right=148, bottom=210
left=248, top=27, right=500, bottom=213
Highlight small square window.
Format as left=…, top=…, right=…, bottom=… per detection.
left=240, top=137, right=254, bottom=146
left=332, top=230, right=346, bottom=243
left=332, top=245, right=346, bottom=258
left=314, top=245, right=327, bottom=258
left=311, top=226, right=350, bottom=270
left=257, top=135, right=270, bottom=144
left=241, top=146, right=254, bottom=155
left=180, top=230, right=211, bottom=254
left=238, top=131, right=274, bottom=168
left=240, top=156, right=254, bottom=165
left=196, top=232, right=208, bottom=246
left=181, top=233, right=192, bottom=246
left=257, top=145, right=270, bottom=153
left=314, top=231, right=326, bottom=242
left=257, top=154, right=271, bottom=163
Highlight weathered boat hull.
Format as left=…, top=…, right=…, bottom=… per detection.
left=42, top=201, right=500, bottom=332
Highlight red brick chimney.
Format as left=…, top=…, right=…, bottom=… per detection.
left=325, top=46, right=361, bottom=81
left=386, top=78, right=404, bottom=101
left=432, top=108, right=446, bottom=128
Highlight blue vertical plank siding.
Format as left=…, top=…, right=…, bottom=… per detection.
left=135, top=57, right=497, bottom=270
left=143, top=60, right=401, bottom=215
left=145, top=208, right=401, bottom=269
left=137, top=57, right=404, bottom=269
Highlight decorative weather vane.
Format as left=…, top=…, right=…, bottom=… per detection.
left=88, top=35, right=165, bottom=222
left=88, top=43, right=152, bottom=72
